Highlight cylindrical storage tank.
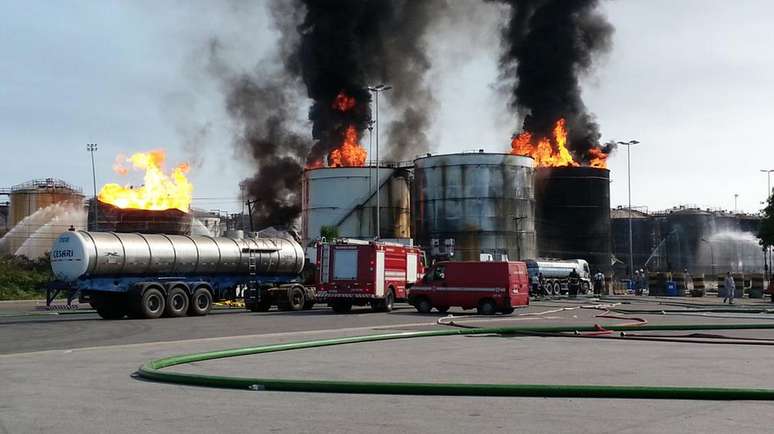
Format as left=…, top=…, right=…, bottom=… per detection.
left=301, top=167, right=411, bottom=246
left=8, top=179, right=84, bottom=228
left=92, top=199, right=191, bottom=235
left=50, top=230, right=305, bottom=282
left=413, top=152, right=536, bottom=261
left=535, top=167, right=611, bottom=274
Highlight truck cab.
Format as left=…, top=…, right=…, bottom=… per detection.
left=409, top=261, right=529, bottom=315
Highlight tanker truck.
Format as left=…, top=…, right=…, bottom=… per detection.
left=524, top=259, right=592, bottom=296
left=49, top=229, right=312, bottom=319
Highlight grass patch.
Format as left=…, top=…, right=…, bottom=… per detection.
left=0, top=256, right=52, bottom=300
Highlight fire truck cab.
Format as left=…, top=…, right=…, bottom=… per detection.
left=409, top=261, right=530, bottom=314
left=315, top=239, right=426, bottom=313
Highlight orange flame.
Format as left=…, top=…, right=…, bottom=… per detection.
left=511, top=118, right=609, bottom=168
left=588, top=147, right=609, bottom=168
left=328, top=125, right=367, bottom=167
left=512, top=119, right=577, bottom=167
left=98, top=149, right=193, bottom=212
left=332, top=90, right=356, bottom=112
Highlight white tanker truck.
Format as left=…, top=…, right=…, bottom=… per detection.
left=49, top=229, right=314, bottom=319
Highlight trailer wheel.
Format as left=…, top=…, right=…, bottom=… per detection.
left=139, top=288, right=165, bottom=319
left=93, top=295, right=126, bottom=320
left=552, top=281, right=562, bottom=296
left=164, top=287, right=189, bottom=318
left=188, top=287, right=212, bottom=316
left=331, top=301, right=352, bottom=314
left=435, top=306, right=449, bottom=314
left=414, top=297, right=432, bottom=314
left=477, top=299, right=497, bottom=315
left=287, top=286, right=306, bottom=311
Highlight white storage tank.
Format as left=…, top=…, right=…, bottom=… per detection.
left=301, top=166, right=411, bottom=246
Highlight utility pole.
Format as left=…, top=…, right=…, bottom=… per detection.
left=87, top=143, right=98, bottom=230
left=617, top=140, right=640, bottom=278
left=368, top=84, right=392, bottom=240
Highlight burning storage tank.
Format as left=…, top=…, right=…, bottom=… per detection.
left=94, top=149, right=194, bottom=235
left=413, top=152, right=536, bottom=261
left=91, top=199, right=191, bottom=235
left=302, top=166, right=411, bottom=246
left=535, top=167, right=612, bottom=274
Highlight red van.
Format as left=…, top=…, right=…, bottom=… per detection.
left=408, top=261, right=530, bottom=314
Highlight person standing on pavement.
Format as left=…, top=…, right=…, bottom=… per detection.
left=723, top=272, right=736, bottom=304
left=593, top=271, right=605, bottom=296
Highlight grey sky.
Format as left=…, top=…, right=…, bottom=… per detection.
left=1, top=1, right=772, bottom=214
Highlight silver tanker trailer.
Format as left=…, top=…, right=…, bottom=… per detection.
left=49, top=229, right=315, bottom=319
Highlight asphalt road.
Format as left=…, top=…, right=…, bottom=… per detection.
left=3, top=296, right=774, bottom=434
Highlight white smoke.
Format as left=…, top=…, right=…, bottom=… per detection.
left=0, top=203, right=87, bottom=259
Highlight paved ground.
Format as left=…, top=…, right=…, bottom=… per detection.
left=2, top=296, right=774, bottom=433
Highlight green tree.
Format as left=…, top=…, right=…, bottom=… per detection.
left=759, top=195, right=774, bottom=249
left=320, top=225, right=340, bottom=240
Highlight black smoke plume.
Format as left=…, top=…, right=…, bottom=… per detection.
left=499, top=0, right=614, bottom=163
left=208, top=36, right=308, bottom=229
left=294, top=0, right=441, bottom=164
left=211, top=0, right=440, bottom=229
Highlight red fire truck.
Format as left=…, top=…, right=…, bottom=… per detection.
left=315, top=239, right=426, bottom=313
left=408, top=261, right=530, bottom=314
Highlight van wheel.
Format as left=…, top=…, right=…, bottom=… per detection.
left=415, top=297, right=432, bottom=314
left=164, top=287, right=189, bottom=317
left=188, top=287, right=212, bottom=316
left=436, top=306, right=450, bottom=314
left=477, top=299, right=497, bottom=315
left=140, top=288, right=165, bottom=319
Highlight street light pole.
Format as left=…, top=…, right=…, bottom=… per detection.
left=734, top=194, right=739, bottom=213
left=87, top=143, right=99, bottom=230
left=617, top=140, right=640, bottom=278
left=368, top=84, right=392, bottom=240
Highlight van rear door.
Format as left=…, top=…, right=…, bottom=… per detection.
left=508, top=262, right=529, bottom=307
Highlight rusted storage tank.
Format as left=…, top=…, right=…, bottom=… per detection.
left=91, top=199, right=191, bottom=235
left=413, top=152, right=536, bottom=261
left=301, top=166, right=411, bottom=246
left=535, top=167, right=611, bottom=274
left=8, top=179, right=84, bottom=228
left=0, top=179, right=86, bottom=258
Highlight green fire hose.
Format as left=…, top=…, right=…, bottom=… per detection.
left=137, top=323, right=774, bottom=400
